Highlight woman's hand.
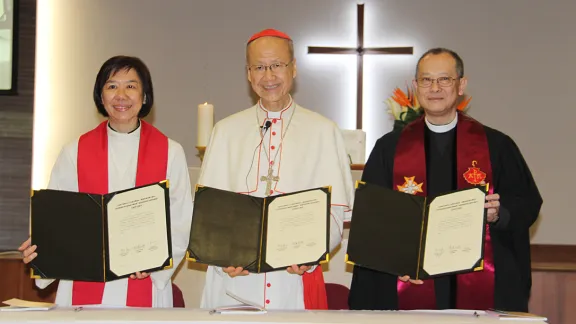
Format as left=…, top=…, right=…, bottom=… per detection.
left=18, top=238, right=37, bottom=264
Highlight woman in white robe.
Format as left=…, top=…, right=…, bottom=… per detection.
left=18, top=56, right=193, bottom=308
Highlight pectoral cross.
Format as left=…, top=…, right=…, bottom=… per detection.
left=261, top=167, right=279, bottom=196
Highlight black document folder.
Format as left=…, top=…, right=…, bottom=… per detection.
left=187, top=186, right=331, bottom=273
left=346, top=181, right=487, bottom=280
left=30, top=181, right=173, bottom=282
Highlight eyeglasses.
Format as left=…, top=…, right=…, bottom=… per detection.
left=416, top=77, right=460, bottom=87
left=248, top=61, right=292, bottom=74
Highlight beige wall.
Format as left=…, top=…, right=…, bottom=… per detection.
left=33, top=1, right=576, bottom=305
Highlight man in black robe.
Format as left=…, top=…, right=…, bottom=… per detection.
left=348, top=48, right=542, bottom=312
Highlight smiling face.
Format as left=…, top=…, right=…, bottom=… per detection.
left=246, top=37, right=297, bottom=112
left=101, top=68, right=144, bottom=132
left=413, top=52, right=467, bottom=124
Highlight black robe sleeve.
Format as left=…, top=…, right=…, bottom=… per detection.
left=487, top=130, right=543, bottom=232
left=348, top=132, right=401, bottom=310
left=485, top=128, right=543, bottom=311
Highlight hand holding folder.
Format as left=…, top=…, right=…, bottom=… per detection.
left=187, top=186, right=332, bottom=273
left=347, top=181, right=488, bottom=280
left=222, top=264, right=312, bottom=278
left=28, top=181, right=173, bottom=282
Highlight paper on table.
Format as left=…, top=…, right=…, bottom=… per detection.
left=0, top=298, right=55, bottom=311
left=107, top=184, right=169, bottom=276
left=209, top=291, right=266, bottom=315
left=402, top=309, right=486, bottom=316
left=487, top=310, right=548, bottom=321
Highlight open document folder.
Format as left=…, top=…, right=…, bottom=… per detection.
left=347, top=181, right=488, bottom=279
left=188, top=186, right=331, bottom=273
left=29, top=181, right=173, bottom=282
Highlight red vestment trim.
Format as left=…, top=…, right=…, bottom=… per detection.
left=393, top=112, right=495, bottom=310
left=73, top=120, right=168, bottom=307
left=302, top=266, right=328, bottom=309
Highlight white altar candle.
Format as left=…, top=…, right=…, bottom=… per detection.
left=197, top=102, right=214, bottom=147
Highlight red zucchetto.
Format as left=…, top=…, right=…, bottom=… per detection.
left=247, top=29, right=292, bottom=44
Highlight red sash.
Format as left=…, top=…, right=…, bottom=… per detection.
left=72, top=120, right=168, bottom=307
left=302, top=266, right=328, bottom=309
left=393, top=112, right=495, bottom=310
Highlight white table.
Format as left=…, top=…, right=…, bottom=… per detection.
left=0, top=308, right=547, bottom=323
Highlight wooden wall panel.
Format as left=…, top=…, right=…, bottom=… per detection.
left=529, top=271, right=576, bottom=324
left=0, top=258, right=24, bottom=302
left=0, top=0, right=36, bottom=251
left=562, top=275, right=576, bottom=324
left=528, top=245, right=576, bottom=324
left=0, top=257, right=57, bottom=303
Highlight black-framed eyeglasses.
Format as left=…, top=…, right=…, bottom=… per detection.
left=248, top=61, right=292, bottom=74
left=416, top=77, right=460, bottom=87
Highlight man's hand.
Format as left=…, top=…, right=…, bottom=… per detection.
left=286, top=264, right=311, bottom=275
left=398, top=275, right=424, bottom=285
left=18, top=238, right=37, bottom=264
left=223, top=267, right=249, bottom=278
left=485, top=193, right=500, bottom=223
left=130, top=272, right=150, bottom=280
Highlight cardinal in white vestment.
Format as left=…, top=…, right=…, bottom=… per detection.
left=19, top=56, right=193, bottom=308
left=197, top=29, right=354, bottom=310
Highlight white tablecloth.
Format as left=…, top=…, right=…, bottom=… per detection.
left=0, top=308, right=546, bottom=323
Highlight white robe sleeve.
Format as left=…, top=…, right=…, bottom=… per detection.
left=150, top=140, right=193, bottom=290
left=329, top=206, right=345, bottom=252
left=308, top=124, right=352, bottom=273
left=35, top=141, right=80, bottom=289
left=328, top=121, right=353, bottom=252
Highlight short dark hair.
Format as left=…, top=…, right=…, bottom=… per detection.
left=415, top=47, right=464, bottom=78
left=93, top=56, right=154, bottom=118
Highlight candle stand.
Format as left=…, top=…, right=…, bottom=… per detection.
left=196, top=146, right=206, bottom=163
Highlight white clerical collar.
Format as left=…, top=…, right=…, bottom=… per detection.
left=107, top=120, right=141, bottom=138
left=425, top=114, right=458, bottom=133
left=258, top=96, right=294, bottom=119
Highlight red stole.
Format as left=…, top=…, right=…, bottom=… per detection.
left=393, top=112, right=495, bottom=310
left=72, top=120, right=168, bottom=307
left=302, top=266, right=328, bottom=309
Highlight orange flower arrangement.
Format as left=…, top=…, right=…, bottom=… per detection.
left=386, top=85, right=471, bottom=131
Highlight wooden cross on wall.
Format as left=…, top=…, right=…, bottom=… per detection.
left=308, top=4, right=413, bottom=130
